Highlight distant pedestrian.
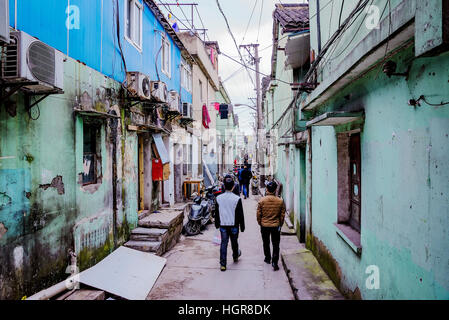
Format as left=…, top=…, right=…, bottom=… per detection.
left=240, top=165, right=252, bottom=199
left=238, top=166, right=244, bottom=195
left=256, top=181, right=285, bottom=271
left=215, top=175, right=245, bottom=271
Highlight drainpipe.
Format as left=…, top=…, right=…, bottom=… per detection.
left=306, top=127, right=313, bottom=247
left=316, top=0, right=322, bottom=54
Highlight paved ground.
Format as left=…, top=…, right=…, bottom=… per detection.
left=147, top=194, right=297, bottom=300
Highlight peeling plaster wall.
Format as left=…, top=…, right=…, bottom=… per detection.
left=306, top=46, right=449, bottom=299
left=0, top=57, right=138, bottom=299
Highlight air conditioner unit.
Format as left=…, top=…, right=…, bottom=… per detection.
left=126, top=72, right=151, bottom=100
left=0, top=0, right=9, bottom=44
left=168, top=90, right=179, bottom=111
left=150, top=81, right=168, bottom=103
left=1, top=31, right=64, bottom=92
left=182, top=102, right=192, bottom=118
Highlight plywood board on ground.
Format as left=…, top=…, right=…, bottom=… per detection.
left=78, top=246, right=166, bottom=300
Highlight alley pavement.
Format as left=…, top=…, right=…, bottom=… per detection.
left=147, top=193, right=296, bottom=300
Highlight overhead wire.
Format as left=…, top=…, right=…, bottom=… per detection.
left=241, top=0, right=258, bottom=46
left=256, top=0, right=264, bottom=43
left=157, top=1, right=291, bottom=85
left=215, top=0, right=256, bottom=87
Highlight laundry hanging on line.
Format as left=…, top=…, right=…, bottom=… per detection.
left=219, top=104, right=229, bottom=119
left=202, top=104, right=211, bottom=128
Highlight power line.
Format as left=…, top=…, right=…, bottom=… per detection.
left=158, top=1, right=291, bottom=86
left=215, top=0, right=255, bottom=87
left=256, top=0, right=264, bottom=43
left=241, top=0, right=258, bottom=46
left=222, top=66, right=245, bottom=82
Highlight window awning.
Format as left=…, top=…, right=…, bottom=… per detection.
left=306, top=112, right=364, bottom=127
left=285, top=32, right=310, bottom=69
left=152, top=133, right=169, bottom=164
left=74, top=108, right=120, bottom=119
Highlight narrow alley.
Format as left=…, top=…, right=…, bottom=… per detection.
left=1, top=0, right=449, bottom=304
left=147, top=195, right=296, bottom=300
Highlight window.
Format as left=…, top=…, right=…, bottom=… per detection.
left=199, top=79, right=203, bottom=102
left=188, top=143, right=193, bottom=174
left=82, top=123, right=101, bottom=185
left=161, top=35, right=171, bottom=77
left=336, top=131, right=362, bottom=252
left=181, top=60, right=192, bottom=92
left=125, top=0, right=142, bottom=50
left=183, top=144, right=188, bottom=175
left=348, top=133, right=361, bottom=232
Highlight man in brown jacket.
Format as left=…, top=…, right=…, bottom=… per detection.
left=256, top=181, right=286, bottom=271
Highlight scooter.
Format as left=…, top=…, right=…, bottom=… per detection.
left=251, top=172, right=259, bottom=195
left=184, top=185, right=219, bottom=236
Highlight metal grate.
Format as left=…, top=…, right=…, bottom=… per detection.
left=1, top=34, right=19, bottom=78
left=27, top=41, right=55, bottom=85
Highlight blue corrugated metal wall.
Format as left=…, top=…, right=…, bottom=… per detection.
left=8, top=0, right=192, bottom=103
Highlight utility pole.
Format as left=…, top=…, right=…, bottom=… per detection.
left=239, top=44, right=264, bottom=173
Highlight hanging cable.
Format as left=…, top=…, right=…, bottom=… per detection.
left=215, top=0, right=255, bottom=87
left=241, top=0, right=258, bottom=46
left=256, top=0, right=264, bottom=43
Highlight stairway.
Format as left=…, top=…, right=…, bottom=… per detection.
left=124, top=204, right=188, bottom=256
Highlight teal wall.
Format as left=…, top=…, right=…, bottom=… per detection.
left=0, top=57, right=139, bottom=299
left=306, top=45, right=449, bottom=299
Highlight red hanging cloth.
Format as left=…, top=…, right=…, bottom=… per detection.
left=152, top=158, right=163, bottom=181
left=202, top=104, right=211, bottom=129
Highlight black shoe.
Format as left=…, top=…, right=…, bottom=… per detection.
left=220, top=265, right=226, bottom=272
left=272, top=263, right=279, bottom=271
left=233, top=250, right=242, bottom=262
left=264, top=257, right=271, bottom=264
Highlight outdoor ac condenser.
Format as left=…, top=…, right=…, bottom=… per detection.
left=126, top=71, right=151, bottom=100
left=1, top=30, right=64, bottom=92
left=0, top=0, right=9, bottom=45
left=182, top=102, right=192, bottom=118
left=168, top=90, right=179, bottom=111
left=150, top=81, right=168, bottom=103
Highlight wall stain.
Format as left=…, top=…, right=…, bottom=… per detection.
left=39, top=176, right=65, bottom=195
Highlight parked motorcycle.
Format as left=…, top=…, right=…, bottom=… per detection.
left=251, top=171, right=259, bottom=195
left=184, top=185, right=220, bottom=236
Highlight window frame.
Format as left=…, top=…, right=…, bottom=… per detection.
left=161, top=34, right=171, bottom=77
left=335, top=130, right=362, bottom=255
left=199, top=79, right=203, bottom=102
left=181, top=60, right=192, bottom=92
left=82, top=122, right=101, bottom=186
left=125, top=0, right=143, bottom=52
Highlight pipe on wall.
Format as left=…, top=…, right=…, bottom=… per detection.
left=316, top=0, right=322, bottom=54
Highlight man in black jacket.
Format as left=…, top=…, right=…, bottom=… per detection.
left=240, top=165, right=252, bottom=199
left=215, top=175, right=245, bottom=271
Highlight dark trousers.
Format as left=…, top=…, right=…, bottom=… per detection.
left=261, top=226, right=281, bottom=264
left=220, top=226, right=239, bottom=266
left=242, top=183, right=250, bottom=198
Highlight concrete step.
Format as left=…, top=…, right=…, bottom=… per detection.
left=281, top=249, right=345, bottom=300
left=281, top=221, right=296, bottom=236
left=64, top=289, right=105, bottom=300
left=285, top=215, right=294, bottom=229
left=138, top=210, right=184, bottom=229
left=130, top=227, right=167, bottom=241
left=124, top=240, right=162, bottom=254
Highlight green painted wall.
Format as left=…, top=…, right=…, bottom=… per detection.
left=305, top=45, right=449, bottom=299
left=0, top=57, right=139, bottom=299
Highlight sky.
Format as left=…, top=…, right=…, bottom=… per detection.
left=159, top=0, right=307, bottom=134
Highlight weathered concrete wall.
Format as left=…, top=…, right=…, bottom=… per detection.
left=306, top=46, right=449, bottom=299
left=0, top=57, right=138, bottom=299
